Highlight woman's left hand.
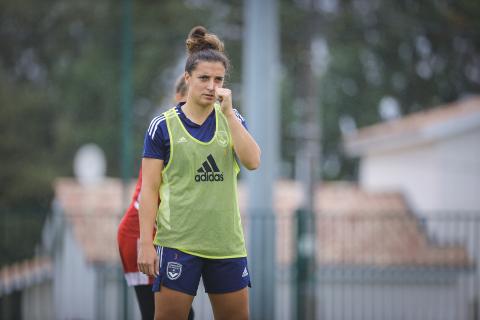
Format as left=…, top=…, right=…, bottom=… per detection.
left=215, top=87, right=234, bottom=117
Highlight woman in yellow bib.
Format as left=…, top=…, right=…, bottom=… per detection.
left=138, top=26, right=261, bottom=320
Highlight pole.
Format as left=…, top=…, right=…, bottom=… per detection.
left=243, top=0, right=280, bottom=319
left=120, top=0, right=133, bottom=318
left=294, top=1, right=321, bottom=319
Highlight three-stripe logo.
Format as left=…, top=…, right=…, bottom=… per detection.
left=195, top=154, right=224, bottom=182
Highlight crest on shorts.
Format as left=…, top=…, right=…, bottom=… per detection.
left=166, top=262, right=182, bottom=280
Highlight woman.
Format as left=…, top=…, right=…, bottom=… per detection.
left=117, top=75, right=194, bottom=320
left=138, top=26, right=261, bottom=320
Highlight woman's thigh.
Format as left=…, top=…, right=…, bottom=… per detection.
left=154, top=286, right=194, bottom=320
left=208, top=287, right=249, bottom=320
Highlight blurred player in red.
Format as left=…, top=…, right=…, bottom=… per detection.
left=117, top=75, right=194, bottom=320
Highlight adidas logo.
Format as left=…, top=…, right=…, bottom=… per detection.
left=195, top=154, right=224, bottom=182
left=242, top=267, right=248, bottom=278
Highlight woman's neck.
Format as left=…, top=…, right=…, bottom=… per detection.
left=182, top=102, right=214, bottom=125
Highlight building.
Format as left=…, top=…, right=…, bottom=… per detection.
left=344, top=96, right=480, bottom=213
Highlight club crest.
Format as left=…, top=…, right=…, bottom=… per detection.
left=217, top=130, right=228, bottom=147
left=166, top=262, right=182, bottom=280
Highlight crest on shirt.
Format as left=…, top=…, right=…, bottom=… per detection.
left=176, top=136, right=188, bottom=144
left=166, top=262, right=182, bottom=280
left=217, top=130, right=228, bottom=147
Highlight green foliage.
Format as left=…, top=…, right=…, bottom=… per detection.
left=0, top=208, right=45, bottom=266
left=0, top=0, right=479, bottom=221
left=280, top=0, right=480, bottom=180
left=0, top=0, right=244, bottom=263
left=0, top=0, right=243, bottom=211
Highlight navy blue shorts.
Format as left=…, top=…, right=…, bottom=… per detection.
left=152, top=246, right=251, bottom=296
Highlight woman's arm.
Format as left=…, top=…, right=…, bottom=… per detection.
left=216, top=88, right=261, bottom=170
left=137, top=157, right=164, bottom=277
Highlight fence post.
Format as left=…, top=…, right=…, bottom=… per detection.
left=295, top=208, right=316, bottom=320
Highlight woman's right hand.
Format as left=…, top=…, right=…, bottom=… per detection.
left=137, top=242, right=159, bottom=277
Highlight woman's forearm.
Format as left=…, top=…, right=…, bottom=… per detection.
left=138, top=158, right=164, bottom=243
left=226, top=113, right=261, bottom=170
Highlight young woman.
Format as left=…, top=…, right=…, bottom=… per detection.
left=117, top=75, right=194, bottom=320
left=138, top=26, right=261, bottom=320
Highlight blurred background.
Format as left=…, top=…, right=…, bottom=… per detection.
left=1, top=0, right=480, bottom=319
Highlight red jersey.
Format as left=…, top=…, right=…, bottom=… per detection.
left=117, top=168, right=154, bottom=286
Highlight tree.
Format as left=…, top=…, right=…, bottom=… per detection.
left=0, top=0, right=244, bottom=265
left=280, top=0, right=480, bottom=180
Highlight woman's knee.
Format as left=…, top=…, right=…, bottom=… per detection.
left=155, top=308, right=190, bottom=320
left=215, top=310, right=249, bottom=320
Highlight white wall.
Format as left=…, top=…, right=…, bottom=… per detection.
left=101, top=266, right=124, bottom=320
left=435, top=129, right=480, bottom=212
left=360, top=141, right=440, bottom=212
left=54, top=225, right=96, bottom=320
left=359, top=128, right=480, bottom=213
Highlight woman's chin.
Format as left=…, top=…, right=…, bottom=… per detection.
left=200, top=99, right=215, bottom=107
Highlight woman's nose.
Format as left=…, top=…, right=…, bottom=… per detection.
left=206, top=79, right=215, bottom=90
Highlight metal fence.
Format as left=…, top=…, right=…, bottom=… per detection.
left=275, top=212, right=479, bottom=320
left=1, top=211, right=480, bottom=320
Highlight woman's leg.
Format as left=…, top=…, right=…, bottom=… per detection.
left=202, top=256, right=250, bottom=320
left=152, top=247, right=201, bottom=319
left=208, top=287, right=249, bottom=320
left=154, top=285, right=194, bottom=320
left=134, top=284, right=155, bottom=320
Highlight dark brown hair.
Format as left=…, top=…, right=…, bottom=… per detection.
left=174, top=74, right=188, bottom=98
left=185, top=26, right=230, bottom=75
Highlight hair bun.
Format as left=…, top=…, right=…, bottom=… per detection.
left=186, top=25, right=224, bottom=55
left=188, top=26, right=207, bottom=39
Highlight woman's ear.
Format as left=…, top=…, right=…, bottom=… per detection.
left=184, top=71, right=190, bottom=85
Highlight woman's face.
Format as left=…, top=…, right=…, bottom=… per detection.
left=185, top=61, right=225, bottom=108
